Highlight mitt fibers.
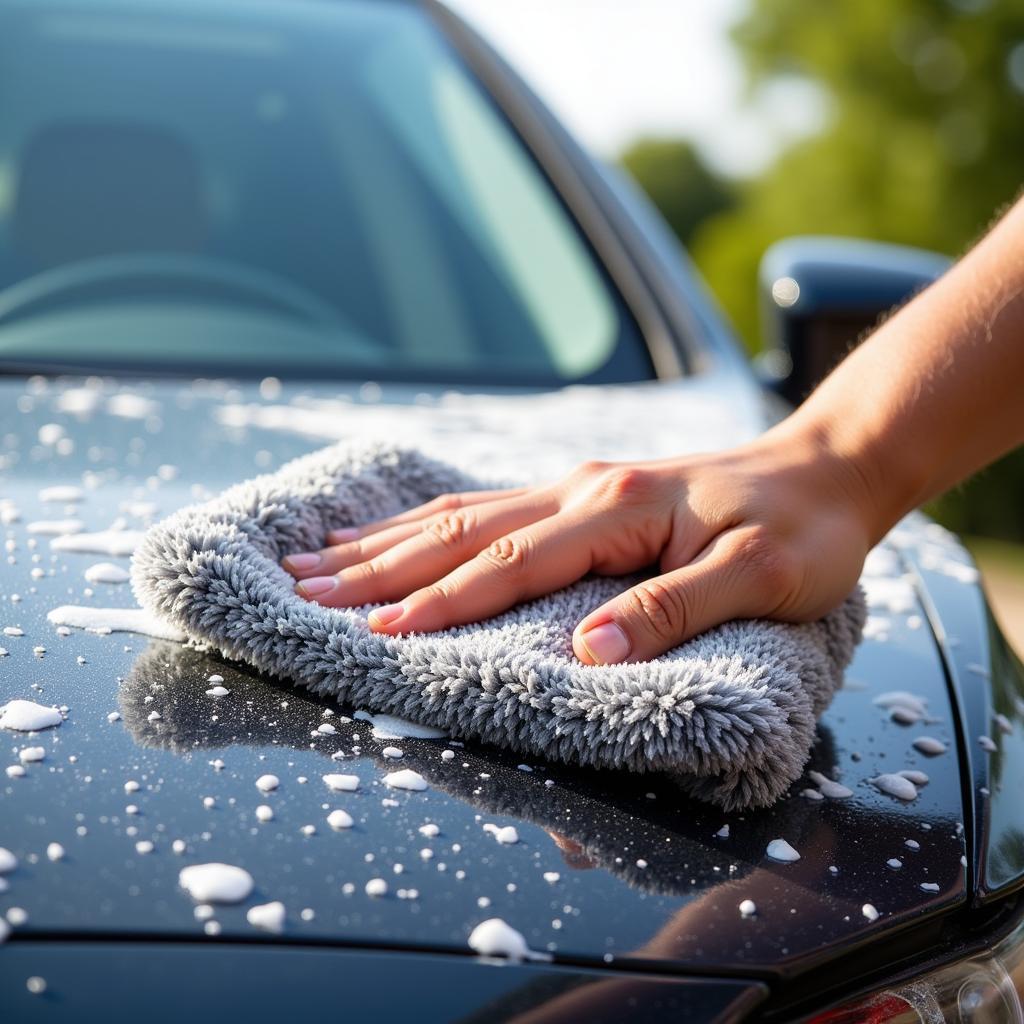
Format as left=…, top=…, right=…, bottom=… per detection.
left=132, top=443, right=865, bottom=810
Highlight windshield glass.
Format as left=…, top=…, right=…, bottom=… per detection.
left=0, top=0, right=652, bottom=385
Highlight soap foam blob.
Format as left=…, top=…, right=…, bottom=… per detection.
left=483, top=823, right=519, bottom=845
left=468, top=918, right=537, bottom=960
left=179, top=863, right=254, bottom=903
left=84, top=562, right=131, bottom=585
left=51, top=530, right=144, bottom=556
left=0, top=848, right=18, bottom=873
left=247, top=901, right=285, bottom=932
left=1, top=700, right=63, bottom=732
left=365, top=878, right=388, bottom=897
left=739, top=899, right=757, bottom=917
left=862, top=904, right=880, bottom=922
left=766, top=838, right=801, bottom=863
left=323, top=773, right=360, bottom=792
left=808, top=771, right=854, bottom=799
left=47, top=606, right=185, bottom=641
left=255, top=774, right=279, bottom=792
left=28, top=519, right=85, bottom=536
left=913, top=736, right=948, bottom=756
left=384, top=769, right=428, bottom=792
left=39, top=485, right=84, bottom=503
left=872, top=774, right=919, bottom=801
left=18, top=746, right=45, bottom=763
left=327, top=809, right=354, bottom=830
left=353, top=709, right=447, bottom=741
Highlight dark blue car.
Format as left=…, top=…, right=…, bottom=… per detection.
left=1, top=1, right=1022, bottom=1021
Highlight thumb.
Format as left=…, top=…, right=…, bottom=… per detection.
left=572, top=544, right=760, bottom=664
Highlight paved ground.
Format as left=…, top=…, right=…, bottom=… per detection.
left=967, top=537, right=1024, bottom=660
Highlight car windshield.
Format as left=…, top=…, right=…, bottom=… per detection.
left=0, top=0, right=652, bottom=385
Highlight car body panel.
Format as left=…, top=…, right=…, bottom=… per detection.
left=0, top=942, right=769, bottom=1023
left=0, top=377, right=972, bottom=985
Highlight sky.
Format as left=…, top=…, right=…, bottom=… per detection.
left=443, top=0, right=826, bottom=177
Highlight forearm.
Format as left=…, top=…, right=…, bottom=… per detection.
left=769, top=195, right=1024, bottom=544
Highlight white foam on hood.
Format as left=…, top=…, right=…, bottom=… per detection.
left=353, top=709, right=448, bottom=741
left=179, top=863, right=254, bottom=903
left=39, top=485, right=84, bottom=503
left=84, top=562, right=131, bottom=584
left=766, top=838, right=801, bottom=863
left=467, top=918, right=548, bottom=961
left=247, top=901, right=285, bottom=932
left=323, top=773, right=360, bottom=792
left=384, top=769, right=428, bottom=792
left=1, top=700, right=63, bottom=732
left=47, top=606, right=185, bottom=642
left=28, top=519, right=86, bottom=536
left=217, top=380, right=763, bottom=484
left=51, top=530, right=144, bottom=556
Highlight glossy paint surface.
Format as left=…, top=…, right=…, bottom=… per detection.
left=0, top=378, right=975, bottom=982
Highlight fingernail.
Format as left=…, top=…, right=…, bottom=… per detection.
left=297, top=576, right=337, bottom=598
left=580, top=622, right=630, bottom=665
left=284, top=552, right=321, bottom=571
left=369, top=603, right=404, bottom=627
left=327, top=527, right=359, bottom=544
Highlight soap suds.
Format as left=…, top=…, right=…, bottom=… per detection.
left=255, top=774, right=279, bottom=792
left=18, top=747, right=45, bottom=763
left=353, top=709, right=447, bottom=741
left=913, top=737, right=948, bottom=756
left=327, top=809, right=354, bottom=830
left=51, top=530, right=144, bottom=556
left=365, top=878, right=388, bottom=897
left=247, top=901, right=285, bottom=932
left=468, top=918, right=544, bottom=961
left=862, top=904, right=880, bottom=922
left=766, top=838, right=801, bottom=863
left=739, top=899, right=757, bottom=917
left=39, top=485, right=84, bottom=503
left=808, top=771, right=854, bottom=799
left=1, top=700, right=63, bottom=732
left=47, top=605, right=185, bottom=641
left=0, top=848, right=18, bottom=873
left=84, top=562, right=131, bottom=585
left=872, top=774, right=919, bottom=801
left=323, top=773, right=360, bottom=792
left=28, top=519, right=86, bottom=535
left=179, top=863, right=254, bottom=903
left=384, top=769, right=428, bottom=792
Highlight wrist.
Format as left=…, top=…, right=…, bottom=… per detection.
left=757, top=411, right=924, bottom=547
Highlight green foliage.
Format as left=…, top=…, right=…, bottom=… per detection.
left=619, top=139, right=734, bottom=246
left=620, top=0, right=1024, bottom=542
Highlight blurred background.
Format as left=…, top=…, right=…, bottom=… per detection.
left=449, top=0, right=1024, bottom=651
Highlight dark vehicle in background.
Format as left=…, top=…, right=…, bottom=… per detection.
left=1, top=1, right=1023, bottom=1022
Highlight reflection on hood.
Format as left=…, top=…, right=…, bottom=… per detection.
left=120, top=642, right=837, bottom=899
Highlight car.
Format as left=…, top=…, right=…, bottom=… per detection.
left=1, top=1, right=1022, bottom=1021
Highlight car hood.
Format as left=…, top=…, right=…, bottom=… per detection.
left=0, top=375, right=971, bottom=980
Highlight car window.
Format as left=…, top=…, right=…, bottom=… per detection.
left=0, top=0, right=653, bottom=385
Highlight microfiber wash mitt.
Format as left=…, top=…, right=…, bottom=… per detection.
left=132, top=442, right=866, bottom=810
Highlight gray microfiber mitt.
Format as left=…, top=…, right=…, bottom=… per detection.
left=131, top=442, right=866, bottom=810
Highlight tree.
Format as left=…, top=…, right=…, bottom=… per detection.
left=619, top=139, right=734, bottom=247
left=626, top=0, right=1024, bottom=541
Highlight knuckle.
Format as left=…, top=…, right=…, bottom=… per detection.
left=427, top=493, right=462, bottom=514
left=481, top=534, right=531, bottom=575
left=569, top=459, right=610, bottom=486
left=731, top=530, right=798, bottom=594
left=426, top=510, right=475, bottom=549
left=351, top=557, right=383, bottom=584
left=627, top=579, right=687, bottom=640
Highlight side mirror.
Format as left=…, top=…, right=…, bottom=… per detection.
left=756, top=236, right=951, bottom=406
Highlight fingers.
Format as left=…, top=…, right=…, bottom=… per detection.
left=367, top=511, right=598, bottom=634
left=572, top=528, right=792, bottom=664
left=293, top=491, right=561, bottom=608
left=324, top=487, right=530, bottom=544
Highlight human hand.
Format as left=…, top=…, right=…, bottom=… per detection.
left=282, top=430, right=877, bottom=665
